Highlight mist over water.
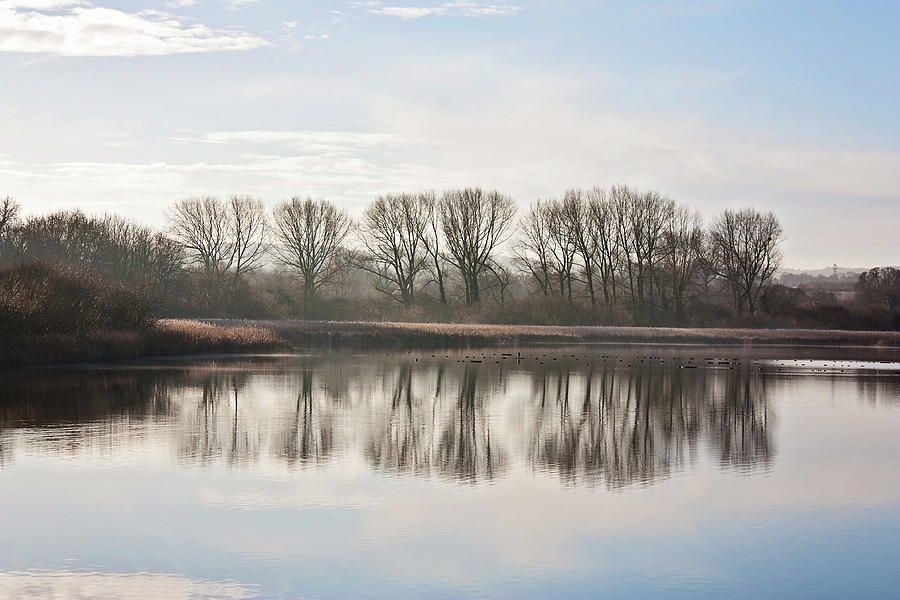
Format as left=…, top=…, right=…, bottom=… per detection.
left=1, top=348, right=899, bottom=599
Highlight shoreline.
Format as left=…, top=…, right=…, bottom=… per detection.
left=3, top=319, right=899, bottom=366
left=209, top=319, right=900, bottom=350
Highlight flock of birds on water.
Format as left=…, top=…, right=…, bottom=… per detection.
left=386, top=350, right=900, bottom=376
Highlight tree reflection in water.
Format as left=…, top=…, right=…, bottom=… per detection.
left=276, top=368, right=334, bottom=466
left=526, top=361, right=771, bottom=487
left=0, top=355, right=784, bottom=486
left=365, top=362, right=505, bottom=482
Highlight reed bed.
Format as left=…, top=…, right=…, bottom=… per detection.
left=208, top=319, right=900, bottom=349
left=0, top=319, right=287, bottom=365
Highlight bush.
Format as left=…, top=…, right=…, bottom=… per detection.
left=0, top=261, right=156, bottom=334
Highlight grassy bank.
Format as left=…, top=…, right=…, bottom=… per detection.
left=207, top=319, right=900, bottom=349
left=4, top=319, right=898, bottom=366
left=0, top=319, right=288, bottom=365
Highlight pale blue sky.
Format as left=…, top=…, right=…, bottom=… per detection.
left=1, top=0, right=898, bottom=268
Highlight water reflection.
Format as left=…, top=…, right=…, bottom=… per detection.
left=525, top=361, right=775, bottom=486
left=0, top=355, right=797, bottom=487
left=276, top=368, right=335, bottom=466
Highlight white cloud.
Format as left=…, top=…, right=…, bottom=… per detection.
left=365, top=1, right=522, bottom=19
left=223, top=0, right=259, bottom=8
left=0, top=571, right=257, bottom=600
left=0, top=0, right=268, bottom=56
left=172, top=129, right=410, bottom=153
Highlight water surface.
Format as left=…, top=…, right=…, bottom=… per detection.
left=1, top=347, right=899, bottom=599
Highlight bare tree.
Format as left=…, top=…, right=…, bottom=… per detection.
left=272, top=197, right=351, bottom=310
left=439, top=188, right=516, bottom=304
left=586, top=187, right=620, bottom=305
left=420, top=192, right=448, bottom=304
left=546, top=198, right=577, bottom=300
left=613, top=186, right=673, bottom=318
left=167, top=195, right=267, bottom=290
left=0, top=196, right=20, bottom=240
left=0, top=196, right=21, bottom=262
left=167, top=196, right=234, bottom=280
left=515, top=200, right=554, bottom=296
left=707, top=208, right=783, bottom=314
left=357, top=193, right=431, bottom=305
left=103, top=215, right=184, bottom=288
left=484, top=258, right=513, bottom=305
left=228, top=195, right=268, bottom=280
left=662, top=204, right=702, bottom=319
left=561, top=189, right=599, bottom=304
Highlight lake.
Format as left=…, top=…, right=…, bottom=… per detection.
left=1, top=346, right=899, bottom=599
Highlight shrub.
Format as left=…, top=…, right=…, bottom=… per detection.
left=0, top=261, right=156, bottom=334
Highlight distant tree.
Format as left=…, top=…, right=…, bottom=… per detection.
left=272, top=197, right=351, bottom=311
left=515, top=200, right=554, bottom=296
left=613, top=185, right=673, bottom=317
left=545, top=198, right=577, bottom=300
left=586, top=187, right=620, bottom=305
left=856, top=267, right=900, bottom=314
left=419, top=192, right=448, bottom=304
left=707, top=208, right=783, bottom=314
left=0, top=196, right=19, bottom=240
left=0, top=196, right=21, bottom=263
left=661, top=204, right=703, bottom=320
left=439, top=188, right=516, bottom=304
left=357, top=193, right=431, bottom=305
left=166, top=195, right=267, bottom=283
left=561, top=189, right=599, bottom=304
left=3, top=209, right=181, bottom=290
left=228, top=195, right=268, bottom=280
left=484, top=258, right=513, bottom=306
left=516, top=198, right=576, bottom=299
left=100, top=214, right=184, bottom=289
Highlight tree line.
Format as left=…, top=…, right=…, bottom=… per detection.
left=158, top=187, right=784, bottom=320
left=1, top=190, right=897, bottom=330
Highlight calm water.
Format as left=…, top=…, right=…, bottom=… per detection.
left=1, top=347, right=899, bottom=599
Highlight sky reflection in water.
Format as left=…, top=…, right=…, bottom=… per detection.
left=1, top=348, right=899, bottom=599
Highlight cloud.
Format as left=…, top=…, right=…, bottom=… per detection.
left=0, top=149, right=429, bottom=220
left=173, top=129, right=410, bottom=152
left=0, top=571, right=257, bottom=600
left=364, top=1, right=522, bottom=19
left=0, top=0, right=268, bottom=56
left=223, top=0, right=259, bottom=8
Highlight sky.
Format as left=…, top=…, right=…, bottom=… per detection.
left=0, top=0, right=897, bottom=269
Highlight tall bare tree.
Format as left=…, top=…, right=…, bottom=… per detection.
left=662, top=204, right=702, bottom=319
left=561, top=189, right=599, bottom=304
left=546, top=198, right=577, bottom=300
left=439, top=188, right=516, bottom=304
left=613, top=186, right=673, bottom=318
left=167, top=196, right=234, bottom=280
left=420, top=191, right=448, bottom=304
left=515, top=200, right=554, bottom=296
left=228, top=195, right=268, bottom=281
left=586, top=187, right=620, bottom=305
left=272, top=197, right=351, bottom=310
left=357, top=193, right=431, bottom=305
left=707, top=208, right=783, bottom=314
